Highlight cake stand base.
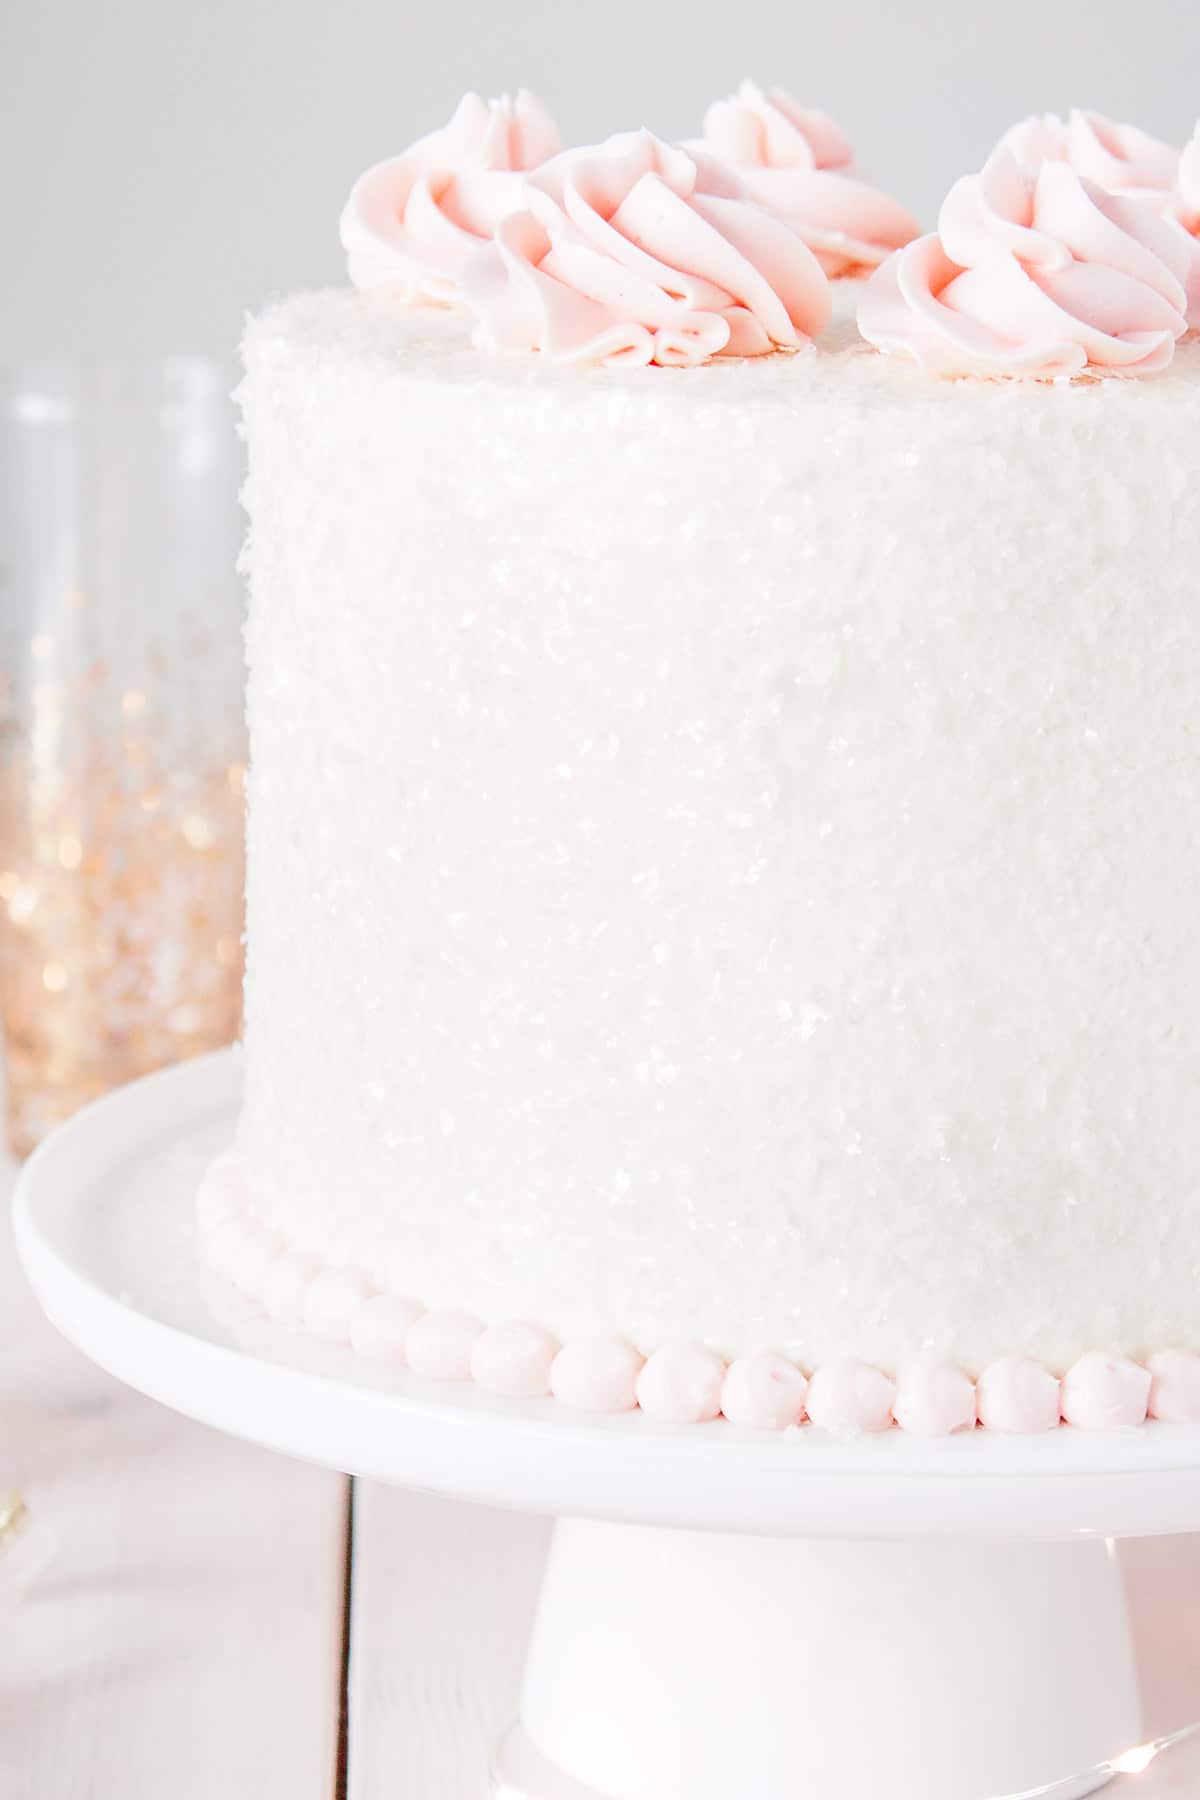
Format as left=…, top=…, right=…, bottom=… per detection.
left=490, top=1522, right=1131, bottom=1800
left=494, top=1727, right=1112, bottom=1800
left=15, top=1054, right=1200, bottom=1800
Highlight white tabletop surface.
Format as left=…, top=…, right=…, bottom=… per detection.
left=3, top=1137, right=1200, bottom=1798
left=0, top=1144, right=550, bottom=1797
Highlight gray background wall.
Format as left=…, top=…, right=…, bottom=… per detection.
left=3, top=0, right=1198, bottom=362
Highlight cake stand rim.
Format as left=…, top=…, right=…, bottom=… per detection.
left=13, top=1048, right=1200, bottom=1541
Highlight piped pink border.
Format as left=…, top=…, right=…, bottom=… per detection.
left=196, top=1150, right=1200, bottom=1435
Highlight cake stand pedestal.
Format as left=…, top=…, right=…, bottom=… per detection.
left=494, top=1525, right=1141, bottom=1800
left=14, top=1052, right=1200, bottom=1800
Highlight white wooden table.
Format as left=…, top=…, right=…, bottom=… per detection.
left=0, top=1150, right=550, bottom=1797
left=3, top=1142, right=1200, bottom=1799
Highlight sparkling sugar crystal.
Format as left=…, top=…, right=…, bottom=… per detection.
left=236, top=292, right=1200, bottom=1373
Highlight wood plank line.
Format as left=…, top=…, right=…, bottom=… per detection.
left=0, top=1158, right=349, bottom=1799
left=337, top=1478, right=355, bottom=1800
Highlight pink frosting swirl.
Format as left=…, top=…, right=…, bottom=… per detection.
left=998, top=110, right=1200, bottom=329
left=340, top=90, right=561, bottom=305
left=858, top=148, right=1190, bottom=378
left=462, top=129, right=831, bottom=368
left=1179, top=124, right=1200, bottom=235
left=1000, top=110, right=1180, bottom=204
left=695, top=80, right=920, bottom=278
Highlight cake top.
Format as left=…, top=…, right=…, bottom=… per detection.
left=689, top=80, right=921, bottom=279
left=341, top=90, right=562, bottom=307
left=461, top=130, right=833, bottom=366
left=857, top=147, right=1197, bottom=378
left=249, top=285, right=1200, bottom=419
left=337, top=84, right=1200, bottom=379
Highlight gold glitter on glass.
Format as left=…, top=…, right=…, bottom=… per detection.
left=0, top=361, right=245, bottom=1157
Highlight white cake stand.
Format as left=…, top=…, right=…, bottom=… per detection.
left=12, top=1050, right=1200, bottom=1800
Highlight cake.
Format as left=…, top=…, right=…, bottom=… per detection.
left=199, top=91, right=1200, bottom=1435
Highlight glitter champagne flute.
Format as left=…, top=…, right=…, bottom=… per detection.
left=0, top=362, right=245, bottom=1156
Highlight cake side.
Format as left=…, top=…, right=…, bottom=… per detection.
left=226, top=291, right=1200, bottom=1392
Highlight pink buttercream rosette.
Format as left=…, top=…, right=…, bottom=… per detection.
left=858, top=146, right=1190, bottom=379
left=340, top=90, right=561, bottom=305
left=1000, top=109, right=1180, bottom=204
left=694, top=79, right=920, bottom=278
left=461, top=129, right=832, bottom=368
left=1178, top=123, right=1200, bottom=236
left=996, top=108, right=1200, bottom=327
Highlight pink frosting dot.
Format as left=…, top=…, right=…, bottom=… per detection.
left=720, top=1353, right=808, bottom=1430
left=230, top=1226, right=282, bottom=1299
left=976, top=1358, right=1062, bottom=1433
left=550, top=1337, right=644, bottom=1413
left=1061, top=1352, right=1151, bottom=1429
left=635, top=1342, right=726, bottom=1423
left=204, top=1215, right=250, bottom=1281
left=261, top=1252, right=319, bottom=1327
left=1146, top=1350, right=1200, bottom=1424
left=406, top=1309, right=485, bottom=1381
left=805, top=1360, right=896, bottom=1435
left=893, top=1360, right=977, bottom=1436
left=303, top=1267, right=375, bottom=1343
left=349, top=1294, right=426, bottom=1364
left=195, top=1151, right=243, bottom=1232
left=470, top=1320, right=560, bottom=1397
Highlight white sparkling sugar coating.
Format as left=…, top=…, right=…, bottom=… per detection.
left=238, top=291, right=1200, bottom=1376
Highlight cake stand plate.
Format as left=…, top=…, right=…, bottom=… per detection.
left=13, top=1050, right=1200, bottom=1800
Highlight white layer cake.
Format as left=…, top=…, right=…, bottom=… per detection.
left=234, top=290, right=1200, bottom=1377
